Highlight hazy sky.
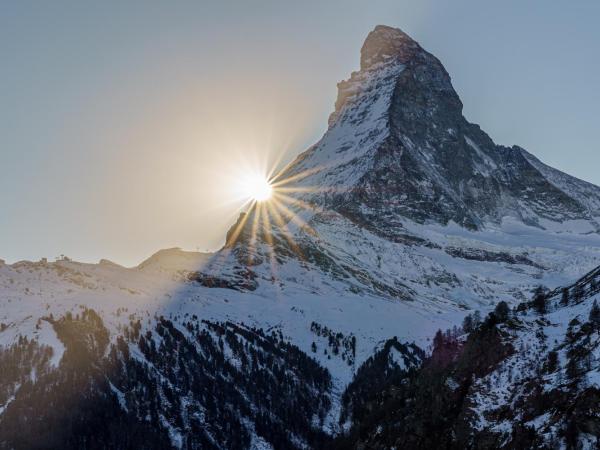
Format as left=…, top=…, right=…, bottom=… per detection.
left=2, top=1, right=599, bottom=266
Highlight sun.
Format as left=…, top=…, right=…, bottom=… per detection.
left=245, top=174, right=273, bottom=202
left=224, top=161, right=323, bottom=256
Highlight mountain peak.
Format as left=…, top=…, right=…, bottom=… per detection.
left=360, top=25, right=421, bottom=70
left=282, top=23, right=600, bottom=237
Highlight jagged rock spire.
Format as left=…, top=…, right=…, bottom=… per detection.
left=360, top=25, right=422, bottom=70
left=282, top=24, right=600, bottom=234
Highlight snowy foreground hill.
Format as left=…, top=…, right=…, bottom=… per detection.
left=336, top=266, right=600, bottom=449
left=2, top=25, right=600, bottom=449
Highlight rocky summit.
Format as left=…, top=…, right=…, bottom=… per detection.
left=283, top=25, right=600, bottom=232
left=2, top=25, right=600, bottom=450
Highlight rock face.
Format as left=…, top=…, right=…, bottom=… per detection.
left=282, top=25, right=600, bottom=234
left=360, top=25, right=423, bottom=70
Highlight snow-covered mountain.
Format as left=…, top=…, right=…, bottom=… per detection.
left=283, top=25, right=600, bottom=230
left=202, top=25, right=600, bottom=310
left=2, top=25, right=600, bottom=449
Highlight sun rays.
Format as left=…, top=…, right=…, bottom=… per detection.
left=219, top=161, right=332, bottom=271
left=196, top=145, right=365, bottom=287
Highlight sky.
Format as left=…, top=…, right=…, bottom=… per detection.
left=1, top=1, right=599, bottom=266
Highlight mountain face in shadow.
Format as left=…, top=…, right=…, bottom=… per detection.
left=3, top=25, right=600, bottom=450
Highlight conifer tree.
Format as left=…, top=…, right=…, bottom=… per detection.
left=589, top=300, right=600, bottom=329
left=462, top=314, right=473, bottom=333
left=494, top=301, right=510, bottom=322
left=433, top=329, right=444, bottom=351
left=560, top=288, right=569, bottom=306
left=533, top=286, right=547, bottom=315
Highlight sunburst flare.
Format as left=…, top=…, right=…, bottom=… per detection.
left=222, top=158, right=331, bottom=271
